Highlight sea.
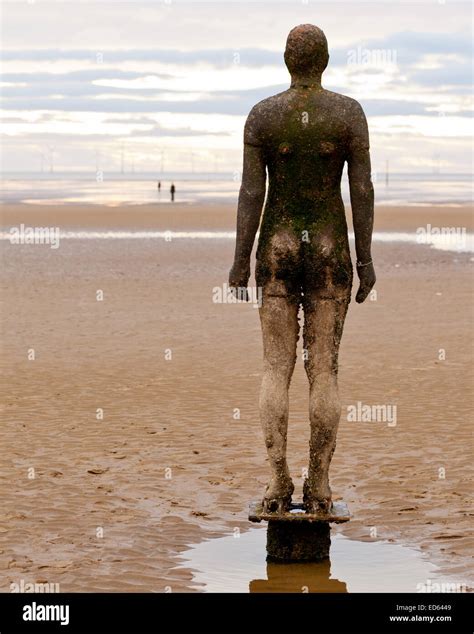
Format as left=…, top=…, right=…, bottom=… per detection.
left=0, top=171, right=472, bottom=207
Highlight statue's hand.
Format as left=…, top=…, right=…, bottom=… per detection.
left=355, top=261, right=376, bottom=303
left=229, top=260, right=250, bottom=302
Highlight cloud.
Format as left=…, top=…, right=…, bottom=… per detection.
left=130, top=125, right=229, bottom=137
left=1, top=69, right=174, bottom=82
left=0, top=84, right=289, bottom=115
left=2, top=31, right=471, bottom=67
left=1, top=48, right=283, bottom=67
left=0, top=116, right=27, bottom=123
left=346, top=30, right=472, bottom=63
left=2, top=32, right=471, bottom=108
left=1, top=125, right=228, bottom=141
left=1, top=19, right=471, bottom=172
left=2, top=91, right=470, bottom=119
left=103, top=116, right=160, bottom=125
left=408, top=63, right=473, bottom=87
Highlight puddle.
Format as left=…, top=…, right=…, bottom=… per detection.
left=179, top=527, right=445, bottom=593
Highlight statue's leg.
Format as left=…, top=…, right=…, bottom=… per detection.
left=258, top=293, right=299, bottom=513
left=302, top=291, right=350, bottom=513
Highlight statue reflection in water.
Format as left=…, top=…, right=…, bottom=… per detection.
left=250, top=556, right=347, bottom=593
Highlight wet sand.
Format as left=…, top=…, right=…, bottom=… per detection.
left=0, top=203, right=472, bottom=592
left=1, top=202, right=473, bottom=233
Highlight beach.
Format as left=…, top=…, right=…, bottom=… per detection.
left=0, top=202, right=472, bottom=592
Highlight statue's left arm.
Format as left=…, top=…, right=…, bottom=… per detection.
left=229, top=108, right=267, bottom=296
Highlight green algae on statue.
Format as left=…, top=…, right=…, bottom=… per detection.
left=229, top=24, right=375, bottom=515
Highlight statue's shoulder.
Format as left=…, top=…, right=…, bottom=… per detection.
left=322, top=89, right=366, bottom=118
left=250, top=89, right=290, bottom=114
left=244, top=90, right=292, bottom=143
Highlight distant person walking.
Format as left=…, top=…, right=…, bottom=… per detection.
left=170, top=183, right=175, bottom=202
left=157, top=181, right=161, bottom=191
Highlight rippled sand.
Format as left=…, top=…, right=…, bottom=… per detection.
left=0, top=203, right=472, bottom=591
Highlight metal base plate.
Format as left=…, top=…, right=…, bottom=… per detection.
left=249, top=500, right=350, bottom=524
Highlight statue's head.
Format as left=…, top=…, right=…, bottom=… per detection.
left=284, top=24, right=329, bottom=77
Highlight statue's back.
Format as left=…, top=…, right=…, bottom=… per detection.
left=246, top=88, right=362, bottom=216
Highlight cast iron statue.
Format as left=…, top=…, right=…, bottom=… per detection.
left=229, top=24, right=375, bottom=515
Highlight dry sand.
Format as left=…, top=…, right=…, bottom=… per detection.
left=0, top=203, right=472, bottom=592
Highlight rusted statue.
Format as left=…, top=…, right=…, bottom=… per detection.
left=230, top=24, right=375, bottom=516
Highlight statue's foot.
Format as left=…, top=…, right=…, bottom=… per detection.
left=262, top=476, right=294, bottom=514
left=303, top=478, right=332, bottom=515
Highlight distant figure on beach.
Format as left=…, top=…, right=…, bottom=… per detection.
left=170, top=183, right=175, bottom=202
left=157, top=181, right=161, bottom=191
left=229, top=24, right=375, bottom=515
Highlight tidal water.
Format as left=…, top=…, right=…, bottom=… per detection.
left=178, top=527, right=459, bottom=593
left=1, top=171, right=472, bottom=206
left=1, top=229, right=472, bottom=253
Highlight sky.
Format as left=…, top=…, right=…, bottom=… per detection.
left=0, top=0, right=472, bottom=175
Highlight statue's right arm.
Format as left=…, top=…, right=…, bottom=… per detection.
left=347, top=100, right=376, bottom=303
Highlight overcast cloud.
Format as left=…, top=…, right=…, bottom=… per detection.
left=1, top=0, right=472, bottom=173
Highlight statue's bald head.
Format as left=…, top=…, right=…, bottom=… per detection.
left=284, top=24, right=329, bottom=77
